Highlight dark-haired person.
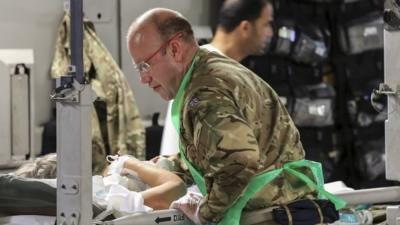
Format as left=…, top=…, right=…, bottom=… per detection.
left=126, top=7, right=343, bottom=225
left=206, top=0, right=273, bottom=61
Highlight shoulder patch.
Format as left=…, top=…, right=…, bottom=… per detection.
left=189, top=96, right=200, bottom=107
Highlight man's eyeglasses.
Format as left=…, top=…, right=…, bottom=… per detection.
left=134, top=32, right=183, bottom=74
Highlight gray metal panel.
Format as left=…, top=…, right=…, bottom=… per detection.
left=0, top=1, right=64, bottom=157
left=84, top=0, right=120, bottom=64
left=384, top=29, right=400, bottom=181
left=0, top=61, right=11, bottom=165
left=120, top=0, right=211, bottom=119
left=11, top=73, right=30, bottom=157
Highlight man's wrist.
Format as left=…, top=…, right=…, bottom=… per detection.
left=197, top=204, right=219, bottom=225
left=198, top=202, right=223, bottom=225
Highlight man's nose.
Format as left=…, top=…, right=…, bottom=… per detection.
left=139, top=73, right=152, bottom=84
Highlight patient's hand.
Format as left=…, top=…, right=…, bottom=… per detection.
left=149, top=155, right=161, bottom=163
left=102, top=165, right=109, bottom=176
left=105, top=155, right=133, bottom=175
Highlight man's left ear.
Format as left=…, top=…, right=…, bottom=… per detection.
left=239, top=20, right=252, bottom=38
left=168, top=41, right=183, bottom=62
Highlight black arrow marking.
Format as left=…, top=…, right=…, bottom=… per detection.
left=155, top=216, right=172, bottom=224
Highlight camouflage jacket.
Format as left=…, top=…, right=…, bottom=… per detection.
left=51, top=14, right=145, bottom=174
left=179, top=49, right=317, bottom=222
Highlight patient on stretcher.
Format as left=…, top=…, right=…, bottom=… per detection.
left=12, top=153, right=187, bottom=213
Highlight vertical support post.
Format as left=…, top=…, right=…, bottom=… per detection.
left=383, top=30, right=400, bottom=182
left=384, top=1, right=400, bottom=224
left=56, top=0, right=92, bottom=224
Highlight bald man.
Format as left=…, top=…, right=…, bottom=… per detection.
left=127, top=8, right=329, bottom=225
left=161, top=0, right=274, bottom=156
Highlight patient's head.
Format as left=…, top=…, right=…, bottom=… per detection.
left=14, top=153, right=57, bottom=178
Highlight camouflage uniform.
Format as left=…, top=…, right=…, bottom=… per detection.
left=179, top=49, right=317, bottom=222
left=51, top=14, right=145, bottom=174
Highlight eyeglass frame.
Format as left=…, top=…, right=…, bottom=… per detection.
left=133, top=32, right=183, bottom=74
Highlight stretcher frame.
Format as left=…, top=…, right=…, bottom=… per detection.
left=55, top=0, right=400, bottom=224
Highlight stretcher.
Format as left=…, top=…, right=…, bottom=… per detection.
left=3, top=173, right=400, bottom=225
left=0, top=208, right=276, bottom=225
left=0, top=174, right=277, bottom=225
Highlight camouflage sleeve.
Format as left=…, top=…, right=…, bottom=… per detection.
left=120, top=77, right=146, bottom=160
left=165, top=154, right=195, bottom=186
left=91, top=106, right=108, bottom=175
left=186, top=88, right=261, bottom=223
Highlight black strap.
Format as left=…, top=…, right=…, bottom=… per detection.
left=13, top=63, right=30, bottom=76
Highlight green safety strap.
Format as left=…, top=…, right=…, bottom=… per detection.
left=171, top=51, right=346, bottom=225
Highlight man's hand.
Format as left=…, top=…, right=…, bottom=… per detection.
left=170, top=192, right=204, bottom=225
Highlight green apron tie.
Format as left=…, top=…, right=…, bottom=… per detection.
left=171, top=51, right=207, bottom=195
left=171, top=51, right=346, bottom=225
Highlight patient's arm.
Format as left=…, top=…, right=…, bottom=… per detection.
left=123, top=158, right=187, bottom=210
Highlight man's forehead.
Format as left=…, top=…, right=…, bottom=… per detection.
left=128, top=32, right=147, bottom=60
left=132, top=25, right=160, bottom=45
left=133, top=32, right=144, bottom=44
left=129, top=26, right=160, bottom=60
left=265, top=3, right=274, bottom=19
left=259, top=3, right=273, bottom=21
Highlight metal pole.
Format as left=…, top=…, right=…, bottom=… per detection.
left=335, top=186, right=400, bottom=206
left=56, top=0, right=93, bottom=224
left=69, top=0, right=84, bottom=84
left=383, top=0, right=400, bottom=224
